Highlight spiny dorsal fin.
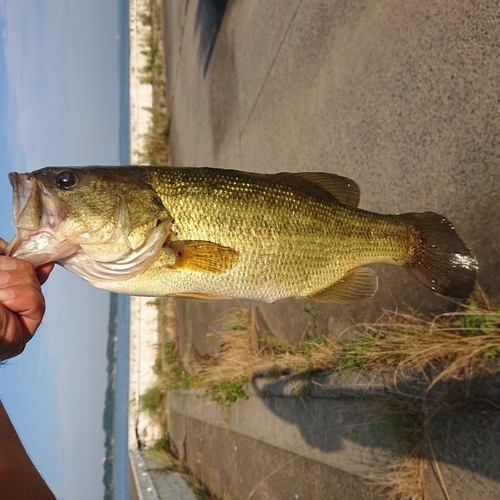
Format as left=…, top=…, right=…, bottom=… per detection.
left=168, top=240, right=239, bottom=274
left=279, top=172, right=360, bottom=207
left=307, top=267, right=378, bottom=303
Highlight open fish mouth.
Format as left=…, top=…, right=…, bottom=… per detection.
left=3, top=172, right=42, bottom=257
left=4, top=172, right=76, bottom=266
left=10, top=172, right=42, bottom=230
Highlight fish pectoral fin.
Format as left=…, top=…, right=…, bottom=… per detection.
left=307, top=267, right=378, bottom=303
left=278, top=172, right=360, bottom=208
left=168, top=240, right=239, bottom=274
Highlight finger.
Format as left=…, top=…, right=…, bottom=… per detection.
left=0, top=284, right=46, bottom=339
left=0, top=306, right=27, bottom=360
left=0, top=256, right=50, bottom=289
left=0, top=269, right=41, bottom=292
left=0, top=241, right=55, bottom=285
left=0, top=255, right=40, bottom=276
left=36, top=262, right=55, bottom=285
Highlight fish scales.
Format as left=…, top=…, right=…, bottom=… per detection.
left=135, top=168, right=410, bottom=300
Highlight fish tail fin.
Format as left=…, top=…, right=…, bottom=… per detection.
left=397, top=212, right=478, bottom=299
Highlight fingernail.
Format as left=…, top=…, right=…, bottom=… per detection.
left=0, top=257, right=17, bottom=271
left=0, top=288, right=14, bottom=301
left=0, top=272, right=10, bottom=286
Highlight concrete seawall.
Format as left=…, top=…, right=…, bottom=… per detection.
left=128, top=0, right=163, bottom=454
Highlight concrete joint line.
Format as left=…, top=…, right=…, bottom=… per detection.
left=240, top=0, right=304, bottom=139
left=170, top=0, right=190, bottom=106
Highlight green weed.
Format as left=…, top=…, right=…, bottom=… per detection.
left=304, top=304, right=321, bottom=341
left=207, top=380, right=249, bottom=406
left=140, top=386, right=164, bottom=418
left=153, top=434, right=171, bottom=452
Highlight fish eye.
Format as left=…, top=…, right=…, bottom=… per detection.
left=56, top=171, right=78, bottom=189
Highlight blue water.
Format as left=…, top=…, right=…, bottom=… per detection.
left=113, top=0, right=131, bottom=499
left=118, top=0, right=131, bottom=167
left=114, top=294, right=131, bottom=500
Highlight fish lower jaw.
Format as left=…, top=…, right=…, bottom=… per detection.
left=9, top=230, right=78, bottom=267
left=59, top=229, right=169, bottom=285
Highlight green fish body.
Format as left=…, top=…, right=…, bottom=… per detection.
left=6, top=166, right=478, bottom=303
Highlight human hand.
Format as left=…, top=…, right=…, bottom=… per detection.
left=0, top=239, right=54, bottom=361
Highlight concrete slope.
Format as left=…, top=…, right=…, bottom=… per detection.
left=160, top=1, right=500, bottom=499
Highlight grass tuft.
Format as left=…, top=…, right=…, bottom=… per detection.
left=139, top=386, right=164, bottom=418
left=146, top=301, right=499, bottom=414
left=145, top=436, right=221, bottom=500
left=191, top=304, right=500, bottom=397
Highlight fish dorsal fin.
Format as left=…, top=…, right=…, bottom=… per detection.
left=281, top=172, right=360, bottom=207
left=168, top=240, right=239, bottom=274
left=307, top=267, right=378, bottom=303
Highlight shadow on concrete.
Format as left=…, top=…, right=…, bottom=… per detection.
left=194, top=0, right=229, bottom=76
left=253, top=373, right=500, bottom=485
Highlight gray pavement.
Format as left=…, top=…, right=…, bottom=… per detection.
left=129, top=448, right=197, bottom=500
left=160, top=1, right=500, bottom=498
left=166, top=374, right=500, bottom=500
left=163, top=0, right=500, bottom=346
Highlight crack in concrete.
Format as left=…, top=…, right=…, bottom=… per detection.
left=239, top=0, right=304, bottom=140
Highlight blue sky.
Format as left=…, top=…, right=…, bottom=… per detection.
left=0, top=1, right=122, bottom=498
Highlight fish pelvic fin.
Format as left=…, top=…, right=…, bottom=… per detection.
left=307, top=267, right=378, bottom=303
left=398, top=212, right=478, bottom=299
left=168, top=240, right=240, bottom=274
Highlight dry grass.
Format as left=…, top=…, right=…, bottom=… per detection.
left=194, top=303, right=500, bottom=398
left=378, top=454, right=428, bottom=500
left=146, top=444, right=221, bottom=500
left=190, top=302, right=498, bottom=499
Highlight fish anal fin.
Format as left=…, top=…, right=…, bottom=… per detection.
left=307, top=267, right=378, bottom=303
left=280, top=172, right=360, bottom=207
left=168, top=240, right=239, bottom=274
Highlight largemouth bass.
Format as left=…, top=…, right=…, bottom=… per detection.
left=5, top=166, right=478, bottom=303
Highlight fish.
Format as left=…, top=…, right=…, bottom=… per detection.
left=4, top=166, right=478, bottom=303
